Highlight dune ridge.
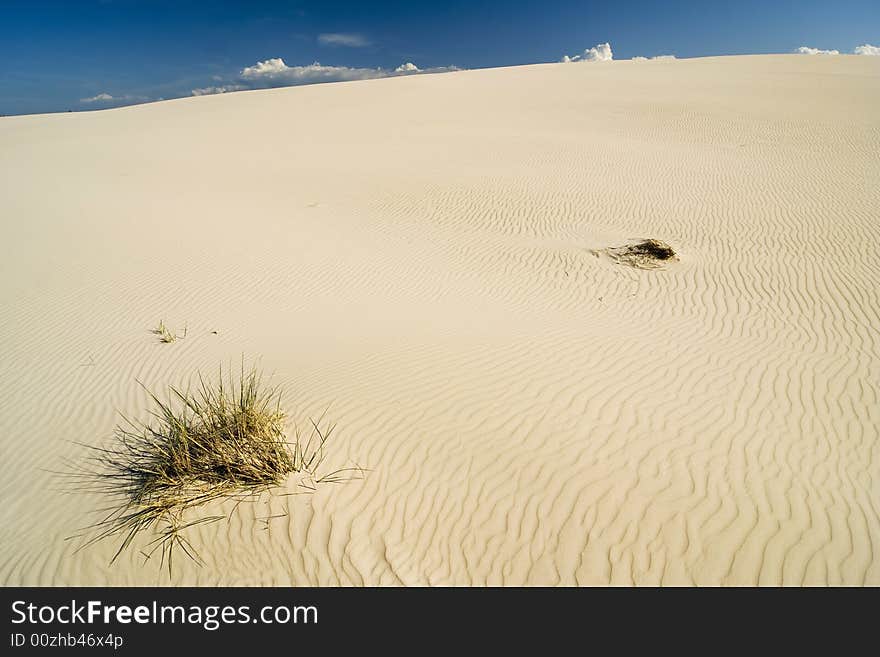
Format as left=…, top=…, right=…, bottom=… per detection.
left=1, top=54, right=878, bottom=585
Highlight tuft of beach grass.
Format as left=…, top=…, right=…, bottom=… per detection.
left=68, top=364, right=361, bottom=573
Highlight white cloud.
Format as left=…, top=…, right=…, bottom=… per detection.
left=632, top=54, right=676, bottom=61
left=561, top=42, right=613, bottom=63
left=237, top=57, right=459, bottom=88
left=240, top=57, right=293, bottom=78
left=584, top=42, right=613, bottom=61
left=318, top=33, right=371, bottom=47
left=854, top=43, right=880, bottom=56
left=191, top=84, right=247, bottom=96
left=79, top=92, right=145, bottom=104
left=796, top=46, right=839, bottom=55
left=241, top=58, right=388, bottom=85
left=186, top=57, right=460, bottom=101
left=80, top=92, right=115, bottom=103
left=413, top=64, right=462, bottom=75
left=796, top=44, right=880, bottom=56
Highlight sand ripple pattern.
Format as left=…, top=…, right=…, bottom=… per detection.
left=1, top=55, right=878, bottom=585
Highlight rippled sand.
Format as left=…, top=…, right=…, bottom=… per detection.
left=1, top=54, right=878, bottom=585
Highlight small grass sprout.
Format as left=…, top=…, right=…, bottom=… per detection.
left=152, top=320, right=186, bottom=343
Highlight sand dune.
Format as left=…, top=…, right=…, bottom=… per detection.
left=1, top=54, right=878, bottom=585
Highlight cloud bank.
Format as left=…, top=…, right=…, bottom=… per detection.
left=632, top=55, right=676, bottom=61
left=80, top=93, right=115, bottom=103
left=241, top=58, right=389, bottom=84
left=80, top=92, right=145, bottom=104
left=318, top=33, right=371, bottom=47
left=561, top=42, right=613, bottom=63
left=854, top=44, right=880, bottom=56
left=796, top=46, right=840, bottom=55
left=798, top=44, right=880, bottom=56
left=191, top=84, right=247, bottom=96
left=191, top=58, right=460, bottom=96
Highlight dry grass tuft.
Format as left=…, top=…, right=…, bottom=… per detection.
left=69, top=365, right=360, bottom=572
left=597, top=239, right=677, bottom=269
left=152, top=320, right=186, bottom=343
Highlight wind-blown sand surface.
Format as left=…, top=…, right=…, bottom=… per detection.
left=1, top=54, right=878, bottom=586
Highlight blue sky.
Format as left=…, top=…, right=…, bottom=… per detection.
left=1, top=0, right=878, bottom=115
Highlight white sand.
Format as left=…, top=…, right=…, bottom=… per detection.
left=1, top=54, right=878, bottom=586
